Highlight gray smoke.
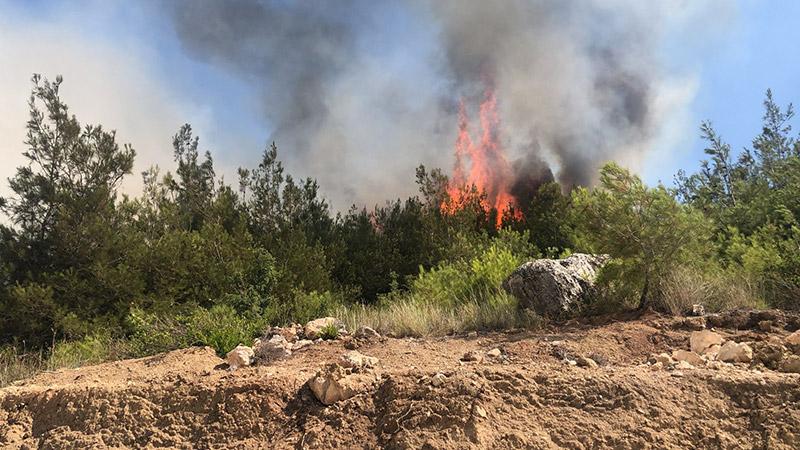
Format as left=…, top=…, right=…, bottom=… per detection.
left=168, top=0, right=701, bottom=208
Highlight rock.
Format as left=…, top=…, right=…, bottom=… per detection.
left=576, top=356, right=598, bottom=368
left=461, top=350, right=484, bottom=363
left=674, top=317, right=707, bottom=331
left=354, top=326, right=381, bottom=340
left=501, top=253, right=608, bottom=318
left=473, top=404, right=488, bottom=419
left=690, top=330, right=724, bottom=354
left=780, top=355, right=800, bottom=373
left=650, top=361, right=664, bottom=371
left=340, top=350, right=379, bottom=370
left=292, top=339, right=314, bottom=351
left=752, top=341, right=785, bottom=370
left=758, top=320, right=774, bottom=332
left=304, top=317, right=346, bottom=340
left=486, top=348, right=502, bottom=358
left=717, top=341, right=753, bottom=363
left=651, top=353, right=673, bottom=366
left=691, top=304, right=706, bottom=316
left=672, top=350, right=705, bottom=366
left=225, top=345, right=255, bottom=370
left=254, top=335, right=292, bottom=362
left=308, top=365, right=374, bottom=405
left=674, top=360, right=695, bottom=370
left=786, top=330, right=800, bottom=346
left=430, top=372, right=447, bottom=387
left=264, top=324, right=301, bottom=343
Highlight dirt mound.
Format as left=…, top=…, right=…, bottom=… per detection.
left=2, top=311, right=800, bottom=449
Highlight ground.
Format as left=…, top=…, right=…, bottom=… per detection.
left=2, top=310, right=799, bottom=449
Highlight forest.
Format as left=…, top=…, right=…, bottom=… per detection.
left=2, top=75, right=799, bottom=378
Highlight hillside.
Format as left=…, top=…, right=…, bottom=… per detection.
left=2, top=310, right=800, bottom=449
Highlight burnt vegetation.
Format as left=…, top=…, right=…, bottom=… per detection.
left=2, top=77, right=800, bottom=377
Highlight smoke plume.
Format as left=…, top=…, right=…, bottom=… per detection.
left=168, top=0, right=703, bottom=209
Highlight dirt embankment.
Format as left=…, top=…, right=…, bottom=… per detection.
left=2, top=310, right=800, bottom=449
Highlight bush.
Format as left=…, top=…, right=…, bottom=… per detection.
left=655, top=266, right=765, bottom=315
left=47, top=334, right=126, bottom=370
left=185, top=305, right=264, bottom=355
left=0, top=346, right=46, bottom=387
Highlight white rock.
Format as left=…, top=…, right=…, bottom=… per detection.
left=690, top=330, right=723, bottom=354
left=304, top=317, right=346, bottom=339
left=430, top=372, right=447, bottom=387
left=225, top=345, right=255, bottom=370
left=340, top=350, right=379, bottom=369
left=691, top=304, right=706, bottom=316
left=674, top=360, right=695, bottom=370
left=650, top=361, right=664, bottom=371
left=672, top=350, right=705, bottom=366
left=717, top=341, right=753, bottom=363
left=486, top=348, right=502, bottom=358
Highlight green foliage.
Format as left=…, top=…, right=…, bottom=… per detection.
left=573, top=163, right=712, bottom=310
left=185, top=305, right=263, bottom=356
left=318, top=323, right=340, bottom=340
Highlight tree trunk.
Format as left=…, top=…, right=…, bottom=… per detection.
left=637, top=274, right=650, bottom=311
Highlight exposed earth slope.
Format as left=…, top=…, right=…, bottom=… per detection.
left=2, top=310, right=800, bottom=449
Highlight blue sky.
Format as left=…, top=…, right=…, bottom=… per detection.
left=1, top=0, right=799, bottom=208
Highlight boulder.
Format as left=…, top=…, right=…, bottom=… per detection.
left=502, top=254, right=608, bottom=317
left=225, top=345, right=255, bottom=370
left=304, top=317, right=346, bottom=340
left=651, top=353, right=674, bottom=366
left=340, top=350, right=379, bottom=370
left=254, top=335, right=292, bottom=363
left=690, top=330, right=723, bottom=355
left=717, top=341, right=753, bottom=363
left=308, top=365, right=376, bottom=405
left=672, top=350, right=705, bottom=366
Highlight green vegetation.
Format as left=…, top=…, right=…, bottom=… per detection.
left=2, top=75, right=800, bottom=384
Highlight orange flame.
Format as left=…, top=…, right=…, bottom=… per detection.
left=443, top=86, right=520, bottom=227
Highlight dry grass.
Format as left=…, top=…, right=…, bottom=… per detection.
left=656, top=266, right=765, bottom=315
left=337, top=290, right=542, bottom=338
left=0, top=346, right=47, bottom=388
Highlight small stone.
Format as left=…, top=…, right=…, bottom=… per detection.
left=254, top=335, right=292, bottom=362
left=292, top=339, right=314, bottom=351
left=461, top=350, right=483, bottom=363
left=649, top=361, right=664, bottom=371
left=674, top=360, right=695, bottom=370
left=651, top=353, right=673, bottom=366
left=717, top=341, right=753, bottom=363
left=690, top=330, right=724, bottom=354
left=354, top=326, right=381, bottom=340
left=786, top=330, right=800, bottom=346
left=672, top=350, right=704, bottom=366
left=473, top=404, right=488, bottom=419
left=576, top=356, right=599, bottom=368
left=671, top=371, right=684, bottom=378
left=486, top=348, right=502, bottom=358
left=308, top=365, right=372, bottom=405
left=430, top=372, right=447, bottom=387
left=225, top=345, right=255, bottom=370
left=566, top=359, right=578, bottom=366
left=691, top=304, right=706, bottom=316
left=758, top=320, right=773, bottom=332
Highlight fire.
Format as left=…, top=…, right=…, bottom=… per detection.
left=443, top=86, right=520, bottom=227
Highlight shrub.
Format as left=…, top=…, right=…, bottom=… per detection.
left=47, top=334, right=126, bottom=370
left=0, top=346, right=46, bottom=387
left=318, top=323, right=340, bottom=340
left=655, top=266, right=764, bottom=315
left=185, top=305, right=264, bottom=355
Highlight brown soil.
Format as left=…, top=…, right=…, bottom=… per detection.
left=2, top=310, right=800, bottom=449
